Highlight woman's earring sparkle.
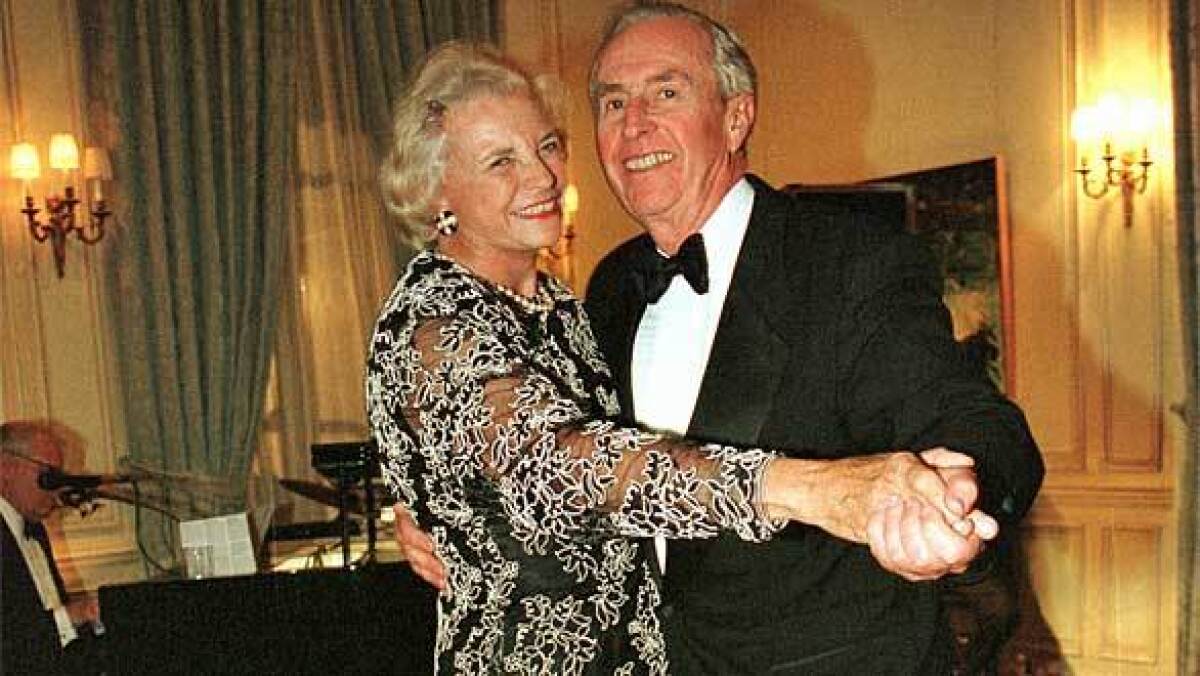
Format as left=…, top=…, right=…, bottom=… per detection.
left=435, top=210, right=458, bottom=236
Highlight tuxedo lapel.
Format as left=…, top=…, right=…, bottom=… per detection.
left=613, top=299, right=645, bottom=420
left=29, top=522, right=69, bottom=601
left=1, top=518, right=67, bottom=673
left=687, top=178, right=794, bottom=445
left=602, top=240, right=655, bottom=421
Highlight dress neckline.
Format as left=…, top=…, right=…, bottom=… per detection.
left=427, top=249, right=559, bottom=315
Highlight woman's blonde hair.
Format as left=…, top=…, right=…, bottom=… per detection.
left=380, top=42, right=563, bottom=247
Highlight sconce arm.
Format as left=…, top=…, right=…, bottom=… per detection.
left=1076, top=167, right=1111, bottom=198
left=76, top=202, right=111, bottom=244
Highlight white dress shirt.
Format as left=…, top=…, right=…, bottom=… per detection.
left=630, top=178, right=755, bottom=568
left=0, top=497, right=78, bottom=647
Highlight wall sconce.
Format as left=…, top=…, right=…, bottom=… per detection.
left=10, top=133, right=113, bottom=278
left=1071, top=94, right=1159, bottom=228
left=561, top=183, right=579, bottom=227
left=537, top=183, right=579, bottom=286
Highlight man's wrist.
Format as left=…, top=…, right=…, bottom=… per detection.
left=762, top=458, right=829, bottom=526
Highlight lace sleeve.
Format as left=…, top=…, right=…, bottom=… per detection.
left=399, top=316, right=781, bottom=546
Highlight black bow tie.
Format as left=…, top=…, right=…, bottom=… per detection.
left=640, top=233, right=709, bottom=303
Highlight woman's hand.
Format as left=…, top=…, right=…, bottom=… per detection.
left=393, top=506, right=448, bottom=591
left=762, top=447, right=998, bottom=581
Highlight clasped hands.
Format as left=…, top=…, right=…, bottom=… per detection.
left=393, top=447, right=997, bottom=589
left=870, top=448, right=997, bottom=581
left=769, top=447, right=997, bottom=582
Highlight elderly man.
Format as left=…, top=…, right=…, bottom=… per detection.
left=398, top=3, right=1043, bottom=673
left=1, top=420, right=102, bottom=675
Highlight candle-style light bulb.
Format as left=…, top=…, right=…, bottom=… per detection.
left=83, top=147, right=113, bottom=202
left=1071, top=105, right=1100, bottom=168
left=562, top=184, right=579, bottom=226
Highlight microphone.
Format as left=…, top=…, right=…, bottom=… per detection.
left=38, top=468, right=132, bottom=491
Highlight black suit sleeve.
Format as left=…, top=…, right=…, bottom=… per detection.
left=584, top=239, right=650, bottom=426
left=837, top=226, right=1043, bottom=525
left=583, top=249, right=625, bottom=359
left=2, top=522, right=73, bottom=674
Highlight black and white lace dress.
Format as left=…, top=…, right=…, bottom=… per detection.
left=366, top=251, right=780, bottom=675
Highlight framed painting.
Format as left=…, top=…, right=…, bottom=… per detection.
left=787, top=156, right=1014, bottom=392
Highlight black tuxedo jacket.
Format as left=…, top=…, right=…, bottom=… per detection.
left=1, top=518, right=75, bottom=675
left=586, top=175, right=1043, bottom=674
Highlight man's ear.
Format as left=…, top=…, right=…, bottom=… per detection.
left=724, top=93, right=756, bottom=153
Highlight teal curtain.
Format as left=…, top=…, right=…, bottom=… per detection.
left=77, top=0, right=498, bottom=568
left=263, top=0, right=497, bottom=524
left=80, top=0, right=297, bottom=566
left=304, top=0, right=499, bottom=151
left=295, top=0, right=499, bottom=311
left=1172, top=0, right=1198, bottom=672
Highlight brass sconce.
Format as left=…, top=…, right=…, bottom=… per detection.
left=10, top=133, right=113, bottom=278
left=1071, top=95, right=1159, bottom=228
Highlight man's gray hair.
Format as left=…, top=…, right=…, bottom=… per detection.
left=588, top=2, right=757, bottom=109
left=0, top=421, right=36, bottom=457
left=0, top=420, right=57, bottom=469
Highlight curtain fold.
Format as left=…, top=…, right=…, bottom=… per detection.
left=260, top=0, right=497, bottom=526
left=81, top=0, right=296, bottom=565
left=78, top=0, right=499, bottom=565
left=1172, top=0, right=1199, bottom=672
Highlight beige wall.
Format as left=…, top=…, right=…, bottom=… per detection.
left=504, top=0, right=1008, bottom=292
left=505, top=0, right=1183, bottom=673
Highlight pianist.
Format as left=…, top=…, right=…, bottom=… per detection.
left=1, top=420, right=104, bottom=675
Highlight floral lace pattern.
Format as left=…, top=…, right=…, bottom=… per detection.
left=366, top=251, right=779, bottom=674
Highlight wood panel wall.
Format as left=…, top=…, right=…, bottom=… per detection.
left=1010, top=0, right=1182, bottom=672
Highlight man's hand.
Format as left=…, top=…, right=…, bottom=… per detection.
left=66, top=594, right=99, bottom=626
left=767, top=448, right=973, bottom=541
left=922, top=447, right=998, bottom=540
left=863, top=448, right=998, bottom=581
left=763, top=447, right=998, bottom=581
left=393, top=506, right=447, bottom=591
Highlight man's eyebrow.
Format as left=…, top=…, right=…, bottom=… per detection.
left=0, top=446, right=53, bottom=468
left=595, top=69, right=693, bottom=97
left=595, top=81, right=626, bottom=98
left=648, top=69, right=692, bottom=86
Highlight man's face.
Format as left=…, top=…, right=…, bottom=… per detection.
left=4, top=433, right=63, bottom=522
left=592, top=16, right=752, bottom=247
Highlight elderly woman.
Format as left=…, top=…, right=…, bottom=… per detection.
left=367, top=43, right=987, bottom=674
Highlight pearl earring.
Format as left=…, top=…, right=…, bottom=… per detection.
left=434, top=210, right=458, bottom=236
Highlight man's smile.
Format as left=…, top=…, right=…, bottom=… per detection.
left=623, top=151, right=675, bottom=172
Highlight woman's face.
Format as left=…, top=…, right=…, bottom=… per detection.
left=437, top=91, right=566, bottom=259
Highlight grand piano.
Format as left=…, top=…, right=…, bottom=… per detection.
left=99, top=562, right=435, bottom=674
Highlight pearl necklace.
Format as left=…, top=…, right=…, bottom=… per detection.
left=430, top=250, right=555, bottom=314
left=492, top=279, right=555, bottom=314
